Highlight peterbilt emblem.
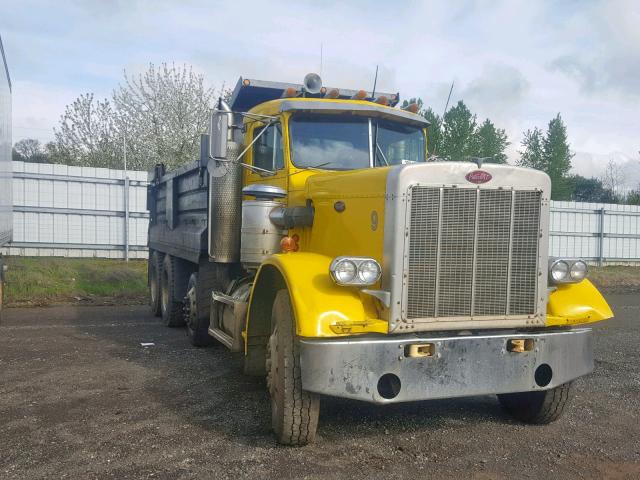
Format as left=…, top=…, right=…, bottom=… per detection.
left=465, top=170, right=492, bottom=184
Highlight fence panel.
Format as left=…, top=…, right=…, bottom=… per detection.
left=3, top=162, right=640, bottom=263
left=550, top=201, right=640, bottom=265
left=4, top=161, right=148, bottom=259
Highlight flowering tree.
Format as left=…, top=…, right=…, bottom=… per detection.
left=51, top=63, right=218, bottom=170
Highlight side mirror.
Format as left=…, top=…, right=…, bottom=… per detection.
left=210, top=100, right=231, bottom=159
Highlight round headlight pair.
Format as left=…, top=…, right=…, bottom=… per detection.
left=330, top=257, right=382, bottom=286
left=549, top=259, right=588, bottom=284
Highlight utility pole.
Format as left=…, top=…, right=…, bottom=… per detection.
left=123, top=131, right=129, bottom=262
left=123, top=133, right=127, bottom=174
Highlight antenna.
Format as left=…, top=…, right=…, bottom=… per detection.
left=320, top=42, right=323, bottom=77
left=372, top=65, right=379, bottom=98
left=442, top=80, right=454, bottom=119
left=431, top=80, right=455, bottom=158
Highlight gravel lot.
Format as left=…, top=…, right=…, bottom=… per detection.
left=1, top=293, right=639, bottom=479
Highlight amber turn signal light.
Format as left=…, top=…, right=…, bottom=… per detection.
left=280, top=234, right=299, bottom=252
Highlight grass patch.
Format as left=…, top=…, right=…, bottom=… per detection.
left=588, top=266, right=640, bottom=292
left=4, top=256, right=148, bottom=307
left=2, top=256, right=637, bottom=307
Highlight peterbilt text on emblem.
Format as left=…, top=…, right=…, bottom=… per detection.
left=465, top=170, right=492, bottom=184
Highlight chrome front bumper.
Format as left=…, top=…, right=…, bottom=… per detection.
left=299, top=328, right=593, bottom=404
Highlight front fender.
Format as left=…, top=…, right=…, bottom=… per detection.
left=255, top=252, right=387, bottom=337
left=546, top=279, right=614, bottom=326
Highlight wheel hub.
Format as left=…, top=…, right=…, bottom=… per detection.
left=184, top=286, right=197, bottom=327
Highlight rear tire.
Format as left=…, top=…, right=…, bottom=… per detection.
left=160, top=255, right=186, bottom=327
left=185, top=273, right=213, bottom=347
left=267, top=290, right=319, bottom=446
left=498, top=382, right=573, bottom=424
left=148, top=251, right=163, bottom=317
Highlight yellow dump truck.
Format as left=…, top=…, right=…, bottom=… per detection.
left=147, top=73, right=614, bottom=445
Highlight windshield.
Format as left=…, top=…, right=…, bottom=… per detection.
left=289, top=113, right=426, bottom=170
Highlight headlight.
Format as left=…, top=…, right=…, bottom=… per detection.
left=358, top=260, right=382, bottom=284
left=570, top=260, right=588, bottom=281
left=333, top=259, right=357, bottom=283
left=550, top=260, right=569, bottom=282
left=330, top=257, right=382, bottom=286
left=549, top=258, right=588, bottom=285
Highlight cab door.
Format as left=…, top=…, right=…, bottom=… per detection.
left=244, top=120, right=288, bottom=195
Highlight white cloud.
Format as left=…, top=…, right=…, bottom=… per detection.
left=11, top=81, right=80, bottom=142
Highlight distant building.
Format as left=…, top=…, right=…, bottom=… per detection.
left=0, top=34, right=11, bottom=248
left=1, top=34, right=12, bottom=311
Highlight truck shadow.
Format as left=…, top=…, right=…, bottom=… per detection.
left=78, top=306, right=516, bottom=448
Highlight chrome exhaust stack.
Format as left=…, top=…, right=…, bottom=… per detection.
left=207, top=98, right=243, bottom=263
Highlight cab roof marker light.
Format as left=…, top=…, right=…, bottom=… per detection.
left=282, top=87, right=299, bottom=98
left=324, top=88, right=340, bottom=99
left=351, top=90, right=368, bottom=100
left=374, top=96, right=389, bottom=106
left=402, top=102, right=419, bottom=114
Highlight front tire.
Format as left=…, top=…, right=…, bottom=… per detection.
left=498, top=382, right=573, bottom=424
left=267, top=290, right=320, bottom=446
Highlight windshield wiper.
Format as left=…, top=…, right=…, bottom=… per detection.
left=287, top=161, right=333, bottom=177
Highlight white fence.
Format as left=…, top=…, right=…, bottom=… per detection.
left=2, top=162, right=640, bottom=264
left=550, top=201, right=640, bottom=265
left=3, top=161, right=148, bottom=259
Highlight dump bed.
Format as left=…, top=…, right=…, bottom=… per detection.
left=147, top=160, right=209, bottom=264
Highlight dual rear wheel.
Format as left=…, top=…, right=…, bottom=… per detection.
left=148, top=252, right=214, bottom=346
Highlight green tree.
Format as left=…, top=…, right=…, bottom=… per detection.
left=423, top=107, right=442, bottom=157
left=474, top=119, right=509, bottom=163
left=628, top=187, right=640, bottom=205
left=440, top=100, right=477, bottom=161
left=569, top=175, right=617, bottom=203
left=543, top=114, right=574, bottom=200
left=517, top=127, right=545, bottom=170
left=12, top=138, right=52, bottom=163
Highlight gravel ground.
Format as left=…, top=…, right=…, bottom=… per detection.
left=0, top=293, right=639, bottom=479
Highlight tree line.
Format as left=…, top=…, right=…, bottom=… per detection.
left=12, top=63, right=640, bottom=204
left=402, top=97, right=639, bottom=204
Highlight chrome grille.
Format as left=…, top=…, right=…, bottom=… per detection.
left=406, top=186, right=541, bottom=320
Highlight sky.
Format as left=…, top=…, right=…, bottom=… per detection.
left=1, top=0, right=639, bottom=183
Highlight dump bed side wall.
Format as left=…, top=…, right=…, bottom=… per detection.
left=147, top=162, right=209, bottom=264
